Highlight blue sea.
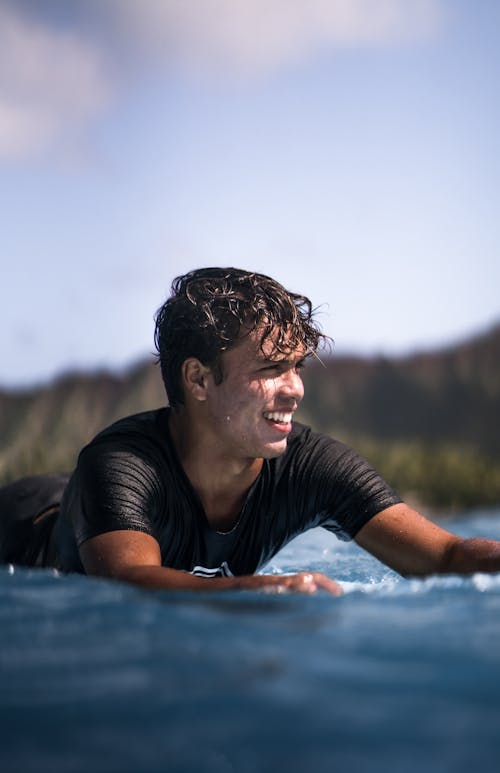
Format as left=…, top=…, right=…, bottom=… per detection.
left=2, top=509, right=500, bottom=773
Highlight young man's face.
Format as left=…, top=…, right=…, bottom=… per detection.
left=203, top=328, right=307, bottom=460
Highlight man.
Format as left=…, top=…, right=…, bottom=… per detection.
left=2, top=267, right=500, bottom=594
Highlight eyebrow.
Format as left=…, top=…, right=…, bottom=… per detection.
left=257, top=353, right=309, bottom=366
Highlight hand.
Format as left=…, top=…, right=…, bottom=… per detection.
left=239, top=571, right=343, bottom=596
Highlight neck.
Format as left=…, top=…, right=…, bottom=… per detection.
left=168, top=407, right=263, bottom=531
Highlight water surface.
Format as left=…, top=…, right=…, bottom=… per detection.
left=1, top=509, right=500, bottom=772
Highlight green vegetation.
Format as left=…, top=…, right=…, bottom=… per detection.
left=296, top=321, right=500, bottom=510
left=330, top=433, right=500, bottom=512
left=0, top=363, right=166, bottom=484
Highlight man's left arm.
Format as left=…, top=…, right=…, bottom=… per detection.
left=355, top=503, right=500, bottom=576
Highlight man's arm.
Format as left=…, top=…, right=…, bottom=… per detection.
left=79, top=530, right=342, bottom=595
left=355, top=502, right=500, bottom=576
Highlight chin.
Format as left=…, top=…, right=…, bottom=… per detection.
left=260, top=439, right=289, bottom=459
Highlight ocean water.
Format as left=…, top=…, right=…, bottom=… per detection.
left=2, top=509, right=500, bottom=773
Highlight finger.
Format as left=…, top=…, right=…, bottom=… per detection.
left=314, top=575, right=343, bottom=596
left=286, top=573, right=340, bottom=595
left=284, top=573, right=318, bottom=594
left=296, top=573, right=317, bottom=594
left=267, top=575, right=316, bottom=594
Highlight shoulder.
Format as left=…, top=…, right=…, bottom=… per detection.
left=280, top=421, right=396, bottom=492
left=282, top=421, right=351, bottom=462
left=64, top=409, right=172, bottom=514
left=74, top=408, right=171, bottom=484
left=61, top=411, right=171, bottom=553
left=272, top=420, right=360, bottom=488
left=279, top=421, right=401, bottom=540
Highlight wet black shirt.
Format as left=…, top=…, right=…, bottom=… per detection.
left=54, top=409, right=401, bottom=575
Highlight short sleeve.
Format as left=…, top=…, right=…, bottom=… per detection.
left=67, top=441, right=163, bottom=547
left=288, top=429, right=402, bottom=541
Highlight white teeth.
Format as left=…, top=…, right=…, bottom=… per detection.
left=264, top=411, right=293, bottom=423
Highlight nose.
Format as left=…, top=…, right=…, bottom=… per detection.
left=278, top=368, right=304, bottom=403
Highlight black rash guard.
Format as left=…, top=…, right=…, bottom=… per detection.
left=44, top=408, right=402, bottom=576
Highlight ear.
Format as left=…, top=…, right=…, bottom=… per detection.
left=181, top=358, right=212, bottom=402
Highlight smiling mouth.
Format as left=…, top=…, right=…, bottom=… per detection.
left=263, top=411, right=293, bottom=425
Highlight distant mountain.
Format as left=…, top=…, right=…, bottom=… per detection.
left=300, top=321, right=500, bottom=456
left=0, top=361, right=165, bottom=483
left=1, top=322, right=499, bottom=509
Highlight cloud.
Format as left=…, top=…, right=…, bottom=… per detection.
left=117, top=0, right=443, bottom=74
left=0, top=0, right=443, bottom=160
left=0, top=4, right=110, bottom=161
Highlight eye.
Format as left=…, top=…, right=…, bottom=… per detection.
left=257, top=360, right=284, bottom=374
left=259, top=359, right=305, bottom=375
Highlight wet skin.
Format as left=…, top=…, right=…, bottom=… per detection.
left=197, top=329, right=308, bottom=462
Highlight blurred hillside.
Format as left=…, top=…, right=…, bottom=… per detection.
left=0, top=363, right=165, bottom=484
left=300, top=322, right=500, bottom=510
left=1, top=322, right=499, bottom=510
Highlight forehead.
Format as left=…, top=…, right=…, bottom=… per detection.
left=227, top=325, right=307, bottom=363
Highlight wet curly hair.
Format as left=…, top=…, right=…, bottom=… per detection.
left=154, top=267, right=325, bottom=407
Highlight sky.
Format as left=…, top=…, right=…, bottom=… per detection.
left=1, top=0, right=499, bottom=388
